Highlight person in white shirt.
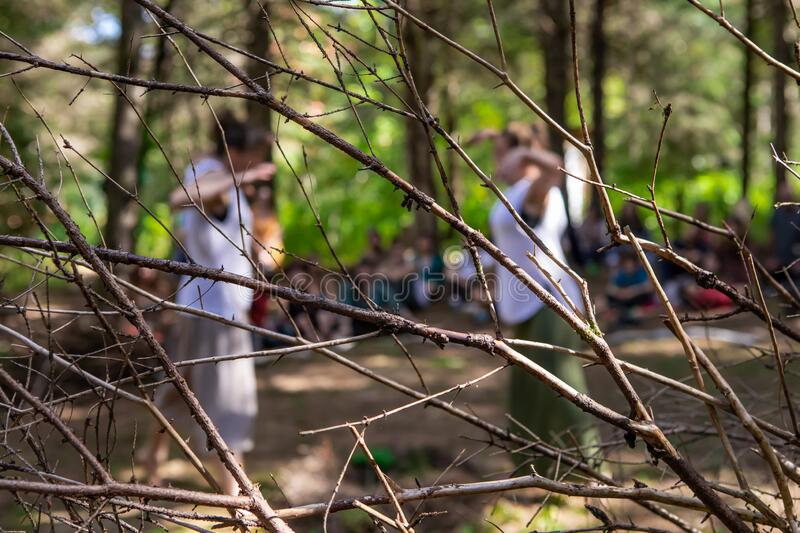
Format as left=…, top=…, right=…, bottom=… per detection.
left=144, top=114, right=274, bottom=495
left=488, top=139, right=597, bottom=470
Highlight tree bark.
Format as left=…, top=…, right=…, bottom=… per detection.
left=772, top=0, right=791, bottom=199
left=245, top=0, right=273, bottom=156
left=135, top=0, right=175, bottom=197
left=590, top=0, right=607, bottom=177
left=104, top=1, right=146, bottom=252
left=741, top=0, right=755, bottom=197
left=539, top=0, right=583, bottom=264
left=402, top=0, right=438, bottom=245
left=245, top=0, right=275, bottom=209
left=540, top=0, right=570, bottom=157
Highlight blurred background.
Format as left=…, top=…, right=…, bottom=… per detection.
left=2, top=1, right=800, bottom=531
left=1, top=0, right=793, bottom=276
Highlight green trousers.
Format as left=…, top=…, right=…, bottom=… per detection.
left=509, top=307, right=599, bottom=472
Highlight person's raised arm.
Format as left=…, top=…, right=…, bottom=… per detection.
left=489, top=148, right=534, bottom=231
left=169, top=162, right=275, bottom=210
left=522, top=154, right=563, bottom=225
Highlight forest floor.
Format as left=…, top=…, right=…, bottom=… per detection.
left=0, top=299, right=796, bottom=532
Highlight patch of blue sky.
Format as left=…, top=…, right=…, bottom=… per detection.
left=70, top=7, right=121, bottom=44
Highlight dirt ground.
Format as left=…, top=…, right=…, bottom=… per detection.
left=0, top=301, right=797, bottom=531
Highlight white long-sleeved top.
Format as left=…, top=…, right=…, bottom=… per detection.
left=488, top=178, right=582, bottom=325
left=175, top=158, right=254, bottom=321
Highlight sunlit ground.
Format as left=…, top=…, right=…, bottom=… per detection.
left=0, top=302, right=796, bottom=531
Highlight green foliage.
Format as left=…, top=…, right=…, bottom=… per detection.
left=275, top=111, right=416, bottom=264
left=135, top=203, right=174, bottom=259
left=351, top=445, right=396, bottom=471
left=1, top=0, right=796, bottom=277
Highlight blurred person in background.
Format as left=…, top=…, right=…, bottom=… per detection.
left=487, top=129, right=598, bottom=471
left=143, top=112, right=274, bottom=495
left=664, top=203, right=731, bottom=311
left=606, top=248, right=655, bottom=323
left=247, top=145, right=285, bottom=349
left=772, top=183, right=800, bottom=284
left=606, top=202, right=651, bottom=269
left=408, top=235, right=445, bottom=312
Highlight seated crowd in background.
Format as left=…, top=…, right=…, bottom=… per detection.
left=151, top=121, right=800, bottom=356
left=257, top=126, right=800, bottom=337
left=137, top=113, right=800, bottom=495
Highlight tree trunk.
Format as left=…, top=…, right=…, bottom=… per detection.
left=135, top=0, right=175, bottom=191
left=439, top=1, right=459, bottom=240
left=741, top=0, right=755, bottom=197
left=772, top=0, right=790, bottom=199
left=245, top=0, right=274, bottom=157
left=540, top=0, right=570, bottom=157
left=402, top=0, right=438, bottom=245
left=539, top=0, right=583, bottom=264
left=590, top=0, right=607, bottom=177
left=104, top=1, right=146, bottom=252
left=245, top=0, right=275, bottom=207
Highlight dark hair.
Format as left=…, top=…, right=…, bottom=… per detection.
left=620, top=203, right=645, bottom=234
left=518, top=147, right=563, bottom=173
left=499, top=122, right=549, bottom=150
left=619, top=248, right=638, bottom=262
left=213, top=111, right=271, bottom=156
left=499, top=122, right=527, bottom=149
